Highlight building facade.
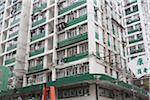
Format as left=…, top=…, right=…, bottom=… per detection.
left=123, top=0, right=150, bottom=63
left=123, top=0, right=150, bottom=91
left=0, top=0, right=31, bottom=89
left=0, top=0, right=149, bottom=100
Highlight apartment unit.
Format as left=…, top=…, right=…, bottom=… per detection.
left=0, top=0, right=31, bottom=89
left=0, top=0, right=149, bottom=100
left=123, top=0, right=150, bottom=62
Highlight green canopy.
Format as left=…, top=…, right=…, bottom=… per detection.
left=0, top=66, right=12, bottom=92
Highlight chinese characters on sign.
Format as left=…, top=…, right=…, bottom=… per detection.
left=127, top=55, right=150, bottom=78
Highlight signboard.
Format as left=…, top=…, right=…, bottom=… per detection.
left=0, top=66, right=12, bottom=92
left=127, top=55, right=150, bottom=78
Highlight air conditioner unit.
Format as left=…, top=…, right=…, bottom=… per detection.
left=106, top=16, right=109, bottom=20
left=12, top=0, right=18, bottom=3
left=94, top=7, right=99, bottom=11
left=57, top=58, right=65, bottom=65
left=57, top=22, right=66, bottom=32
left=11, top=8, right=17, bottom=15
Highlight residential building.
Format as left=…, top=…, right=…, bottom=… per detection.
left=123, top=0, right=150, bottom=63
left=0, top=0, right=149, bottom=100
left=0, top=0, right=31, bottom=89
left=123, top=0, right=150, bottom=93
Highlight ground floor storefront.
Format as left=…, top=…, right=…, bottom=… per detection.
left=0, top=74, right=149, bottom=100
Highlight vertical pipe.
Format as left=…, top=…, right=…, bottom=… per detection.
left=50, top=86, right=56, bottom=100
left=42, top=84, right=47, bottom=100
left=95, top=84, right=98, bottom=100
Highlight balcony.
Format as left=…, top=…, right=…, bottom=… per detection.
left=57, top=32, right=88, bottom=48
left=58, top=0, right=86, bottom=15
left=7, top=44, right=17, bottom=51
left=63, top=51, right=88, bottom=63
left=66, top=14, right=87, bottom=27
left=125, top=0, right=137, bottom=6
left=33, top=3, right=47, bottom=14
left=32, top=18, right=46, bottom=27
left=28, top=64, right=43, bottom=73
left=31, top=31, right=45, bottom=42
left=125, top=8, right=138, bottom=15
left=129, top=37, right=143, bottom=44
left=127, top=18, right=140, bottom=25
left=10, top=19, right=20, bottom=26
left=9, top=31, right=19, bottom=38
left=130, top=48, right=144, bottom=54
left=29, top=47, right=44, bottom=57
left=5, top=58, right=15, bottom=65
left=128, top=28, right=141, bottom=34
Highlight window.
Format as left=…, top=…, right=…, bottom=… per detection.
left=125, top=8, right=130, bottom=15
left=99, top=87, right=114, bottom=98
left=32, top=12, right=46, bottom=22
left=67, top=28, right=77, bottom=38
left=35, top=74, right=43, bottom=83
left=134, top=14, right=140, bottom=20
left=137, top=33, right=142, bottom=39
left=127, top=26, right=133, bottom=32
left=67, top=0, right=77, bottom=6
left=116, top=72, right=119, bottom=79
left=29, top=56, right=43, bottom=67
left=79, top=24, right=87, bottom=34
left=58, top=85, right=89, bottom=99
left=110, top=68, right=113, bottom=76
left=96, top=42, right=99, bottom=54
left=130, top=46, right=136, bottom=52
left=138, top=43, right=144, bottom=50
left=94, top=8, right=98, bottom=21
left=8, top=37, right=17, bottom=47
left=57, top=50, right=65, bottom=59
left=79, top=7, right=87, bottom=16
left=9, top=25, right=19, bottom=33
left=29, top=60, right=35, bottom=67
left=31, top=25, right=46, bottom=37
left=128, top=35, right=134, bottom=41
left=79, top=62, right=89, bottom=74
left=56, top=62, right=89, bottom=78
left=105, top=66, right=107, bottom=73
left=36, top=57, right=43, bottom=65
left=30, top=41, right=44, bottom=51
left=56, top=68, right=65, bottom=78
left=6, top=51, right=16, bottom=60
left=67, top=46, right=77, bottom=56
left=79, top=43, right=88, bottom=53
left=135, top=23, right=141, bottom=30
left=95, top=24, right=99, bottom=33
left=133, top=5, right=138, bottom=11
left=67, top=11, right=77, bottom=22
left=58, top=32, right=65, bottom=42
